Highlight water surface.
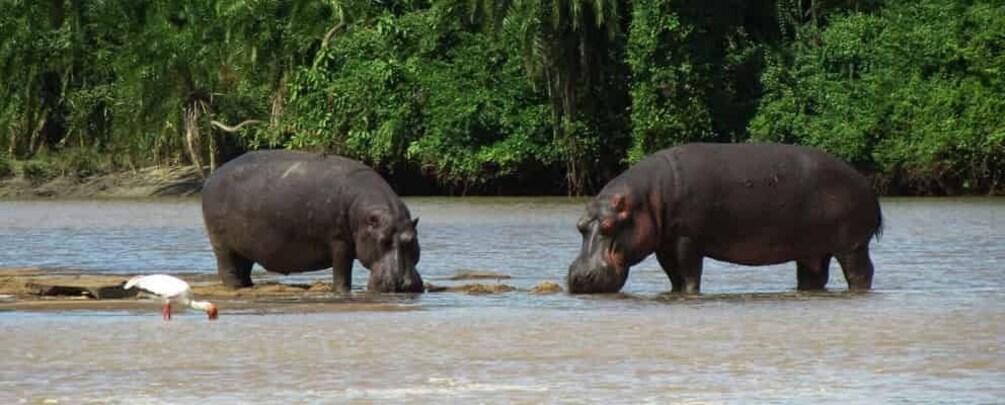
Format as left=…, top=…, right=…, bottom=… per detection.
left=2, top=197, right=1002, bottom=403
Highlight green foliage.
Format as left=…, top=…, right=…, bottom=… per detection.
left=48, top=147, right=112, bottom=178
left=441, top=0, right=631, bottom=193
left=408, top=29, right=554, bottom=185
left=751, top=0, right=1005, bottom=193
left=287, top=9, right=556, bottom=188
left=287, top=10, right=424, bottom=161
left=20, top=160, right=53, bottom=182
left=0, top=0, right=340, bottom=166
left=1, top=0, right=1001, bottom=194
left=0, top=154, right=11, bottom=178
left=627, top=0, right=712, bottom=161
left=626, top=0, right=773, bottom=162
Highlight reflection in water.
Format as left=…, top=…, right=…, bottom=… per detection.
left=1, top=197, right=1003, bottom=403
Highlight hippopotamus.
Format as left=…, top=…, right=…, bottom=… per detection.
left=567, top=143, right=882, bottom=294
left=201, top=150, right=424, bottom=293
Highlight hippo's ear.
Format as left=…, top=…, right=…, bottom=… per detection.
left=411, top=217, right=419, bottom=229
left=611, top=194, right=631, bottom=221
left=611, top=194, right=627, bottom=211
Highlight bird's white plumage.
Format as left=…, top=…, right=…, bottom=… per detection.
left=125, top=274, right=192, bottom=299
left=124, top=274, right=218, bottom=321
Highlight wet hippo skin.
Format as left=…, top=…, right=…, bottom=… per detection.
left=201, top=150, right=423, bottom=293
left=568, top=143, right=882, bottom=294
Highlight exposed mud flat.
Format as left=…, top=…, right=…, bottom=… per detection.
left=0, top=268, right=560, bottom=313
left=425, top=282, right=518, bottom=294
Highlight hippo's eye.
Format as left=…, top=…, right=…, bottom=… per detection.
left=599, top=218, right=616, bottom=233
left=576, top=216, right=592, bottom=233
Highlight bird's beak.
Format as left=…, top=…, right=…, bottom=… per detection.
left=207, top=305, right=219, bottom=321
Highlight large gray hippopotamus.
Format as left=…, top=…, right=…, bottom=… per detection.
left=568, top=143, right=882, bottom=294
left=201, top=150, right=424, bottom=293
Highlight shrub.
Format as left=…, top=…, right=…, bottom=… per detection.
left=50, top=147, right=110, bottom=178
left=20, top=160, right=53, bottom=182
left=0, top=154, right=12, bottom=178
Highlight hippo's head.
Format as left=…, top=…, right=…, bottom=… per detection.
left=355, top=209, right=424, bottom=293
left=567, top=193, right=657, bottom=294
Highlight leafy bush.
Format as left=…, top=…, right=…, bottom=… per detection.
left=287, top=11, right=556, bottom=189
left=0, top=154, right=12, bottom=178
left=49, top=147, right=112, bottom=178
left=20, top=160, right=53, bottom=182
left=750, top=0, right=1005, bottom=194
left=1, top=0, right=1000, bottom=194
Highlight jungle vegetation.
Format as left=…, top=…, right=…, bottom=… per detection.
left=1, top=0, right=1002, bottom=195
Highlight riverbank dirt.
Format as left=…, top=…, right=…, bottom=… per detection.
left=0, top=268, right=558, bottom=314
left=0, top=165, right=203, bottom=198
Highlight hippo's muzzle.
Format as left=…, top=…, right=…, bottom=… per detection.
left=567, top=224, right=629, bottom=294
left=367, top=250, right=424, bottom=293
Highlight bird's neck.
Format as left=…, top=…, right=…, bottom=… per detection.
left=189, top=300, right=214, bottom=312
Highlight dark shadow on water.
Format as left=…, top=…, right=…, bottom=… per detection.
left=567, top=289, right=874, bottom=306
left=255, top=292, right=424, bottom=305
left=652, top=289, right=873, bottom=303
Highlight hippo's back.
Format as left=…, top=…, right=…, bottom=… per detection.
left=201, top=151, right=388, bottom=266
left=205, top=149, right=370, bottom=190
left=653, top=143, right=881, bottom=264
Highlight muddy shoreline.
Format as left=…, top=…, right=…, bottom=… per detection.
left=0, top=165, right=204, bottom=199
left=0, top=268, right=562, bottom=314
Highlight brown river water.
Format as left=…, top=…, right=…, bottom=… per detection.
left=1, top=198, right=1002, bottom=403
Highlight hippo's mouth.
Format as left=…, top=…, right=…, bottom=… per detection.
left=602, top=240, right=626, bottom=270
left=367, top=260, right=423, bottom=293
left=568, top=238, right=630, bottom=294
left=568, top=222, right=632, bottom=294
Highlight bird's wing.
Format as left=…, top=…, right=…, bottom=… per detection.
left=124, top=274, right=191, bottom=298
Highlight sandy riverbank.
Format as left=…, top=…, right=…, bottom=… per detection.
left=0, top=268, right=563, bottom=314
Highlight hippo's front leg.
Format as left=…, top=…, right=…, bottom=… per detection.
left=657, top=237, right=703, bottom=294
left=656, top=250, right=684, bottom=293
left=331, top=241, right=354, bottom=293
left=211, top=243, right=255, bottom=289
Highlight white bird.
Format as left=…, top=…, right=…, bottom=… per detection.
left=124, top=274, right=219, bottom=321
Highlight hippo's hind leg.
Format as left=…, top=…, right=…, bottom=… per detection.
left=212, top=245, right=254, bottom=288
left=836, top=244, right=874, bottom=291
left=796, top=255, right=832, bottom=290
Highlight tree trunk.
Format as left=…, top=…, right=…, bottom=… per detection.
left=184, top=103, right=205, bottom=178
left=270, top=76, right=286, bottom=128
left=208, top=131, right=217, bottom=173
left=561, top=65, right=585, bottom=196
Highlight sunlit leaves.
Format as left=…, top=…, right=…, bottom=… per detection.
left=751, top=0, right=1005, bottom=193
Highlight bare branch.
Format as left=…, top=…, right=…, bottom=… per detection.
left=322, top=22, right=346, bottom=48
left=210, top=119, right=263, bottom=133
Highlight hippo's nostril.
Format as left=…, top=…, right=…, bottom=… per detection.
left=400, top=274, right=424, bottom=293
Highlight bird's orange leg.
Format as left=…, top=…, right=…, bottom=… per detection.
left=162, top=302, right=172, bottom=321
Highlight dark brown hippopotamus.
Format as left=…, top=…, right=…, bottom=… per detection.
left=568, top=143, right=882, bottom=294
left=201, top=150, right=423, bottom=293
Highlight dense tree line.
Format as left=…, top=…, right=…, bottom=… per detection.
left=1, top=0, right=1001, bottom=195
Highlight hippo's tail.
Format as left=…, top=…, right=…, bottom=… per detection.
left=872, top=207, right=883, bottom=242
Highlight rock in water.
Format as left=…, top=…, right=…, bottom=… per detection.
left=530, top=281, right=563, bottom=295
